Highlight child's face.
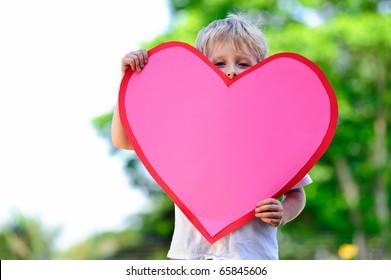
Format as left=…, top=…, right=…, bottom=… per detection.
left=206, top=42, right=259, bottom=79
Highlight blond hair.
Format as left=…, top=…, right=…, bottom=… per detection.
left=195, top=12, right=269, bottom=61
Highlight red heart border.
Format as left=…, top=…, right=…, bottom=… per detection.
left=119, top=41, right=338, bottom=243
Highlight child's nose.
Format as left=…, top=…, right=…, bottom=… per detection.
left=226, top=67, right=237, bottom=79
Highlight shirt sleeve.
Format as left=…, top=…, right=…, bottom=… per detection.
left=291, top=174, right=312, bottom=189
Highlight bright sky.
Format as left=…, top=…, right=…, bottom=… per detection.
left=0, top=0, right=171, bottom=250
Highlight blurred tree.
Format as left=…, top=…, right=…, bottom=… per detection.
left=93, top=0, right=391, bottom=259
left=59, top=221, right=171, bottom=260
left=0, top=214, right=60, bottom=259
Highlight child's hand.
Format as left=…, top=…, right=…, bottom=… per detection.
left=254, top=198, right=283, bottom=227
left=122, top=49, right=148, bottom=74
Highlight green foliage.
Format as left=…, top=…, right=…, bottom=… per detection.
left=0, top=214, right=60, bottom=259
left=92, top=113, right=113, bottom=139
left=58, top=196, right=174, bottom=260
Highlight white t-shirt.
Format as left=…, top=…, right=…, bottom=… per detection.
left=167, top=174, right=312, bottom=260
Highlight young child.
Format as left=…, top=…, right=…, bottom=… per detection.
left=112, top=12, right=312, bottom=260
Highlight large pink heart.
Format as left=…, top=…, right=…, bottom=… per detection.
left=119, top=41, right=337, bottom=244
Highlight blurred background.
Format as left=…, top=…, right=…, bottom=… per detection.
left=0, top=0, right=390, bottom=260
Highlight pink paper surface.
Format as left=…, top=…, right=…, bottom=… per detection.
left=119, top=41, right=338, bottom=243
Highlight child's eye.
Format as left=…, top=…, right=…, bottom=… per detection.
left=238, top=63, right=250, bottom=67
left=215, top=62, right=225, bottom=67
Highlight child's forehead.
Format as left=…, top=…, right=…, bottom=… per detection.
left=207, top=37, right=254, bottom=56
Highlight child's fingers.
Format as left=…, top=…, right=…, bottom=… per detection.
left=121, top=55, right=135, bottom=73
left=132, top=49, right=148, bottom=71
left=124, top=53, right=141, bottom=71
left=139, top=48, right=148, bottom=64
left=122, top=49, right=148, bottom=72
left=254, top=198, right=283, bottom=225
left=258, top=217, right=281, bottom=227
left=255, top=198, right=281, bottom=209
left=254, top=203, right=282, bottom=214
left=255, top=209, right=283, bottom=227
left=255, top=210, right=282, bottom=218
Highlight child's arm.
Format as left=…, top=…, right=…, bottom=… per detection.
left=112, top=103, right=133, bottom=149
left=254, top=187, right=306, bottom=227
left=111, top=49, right=148, bottom=150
